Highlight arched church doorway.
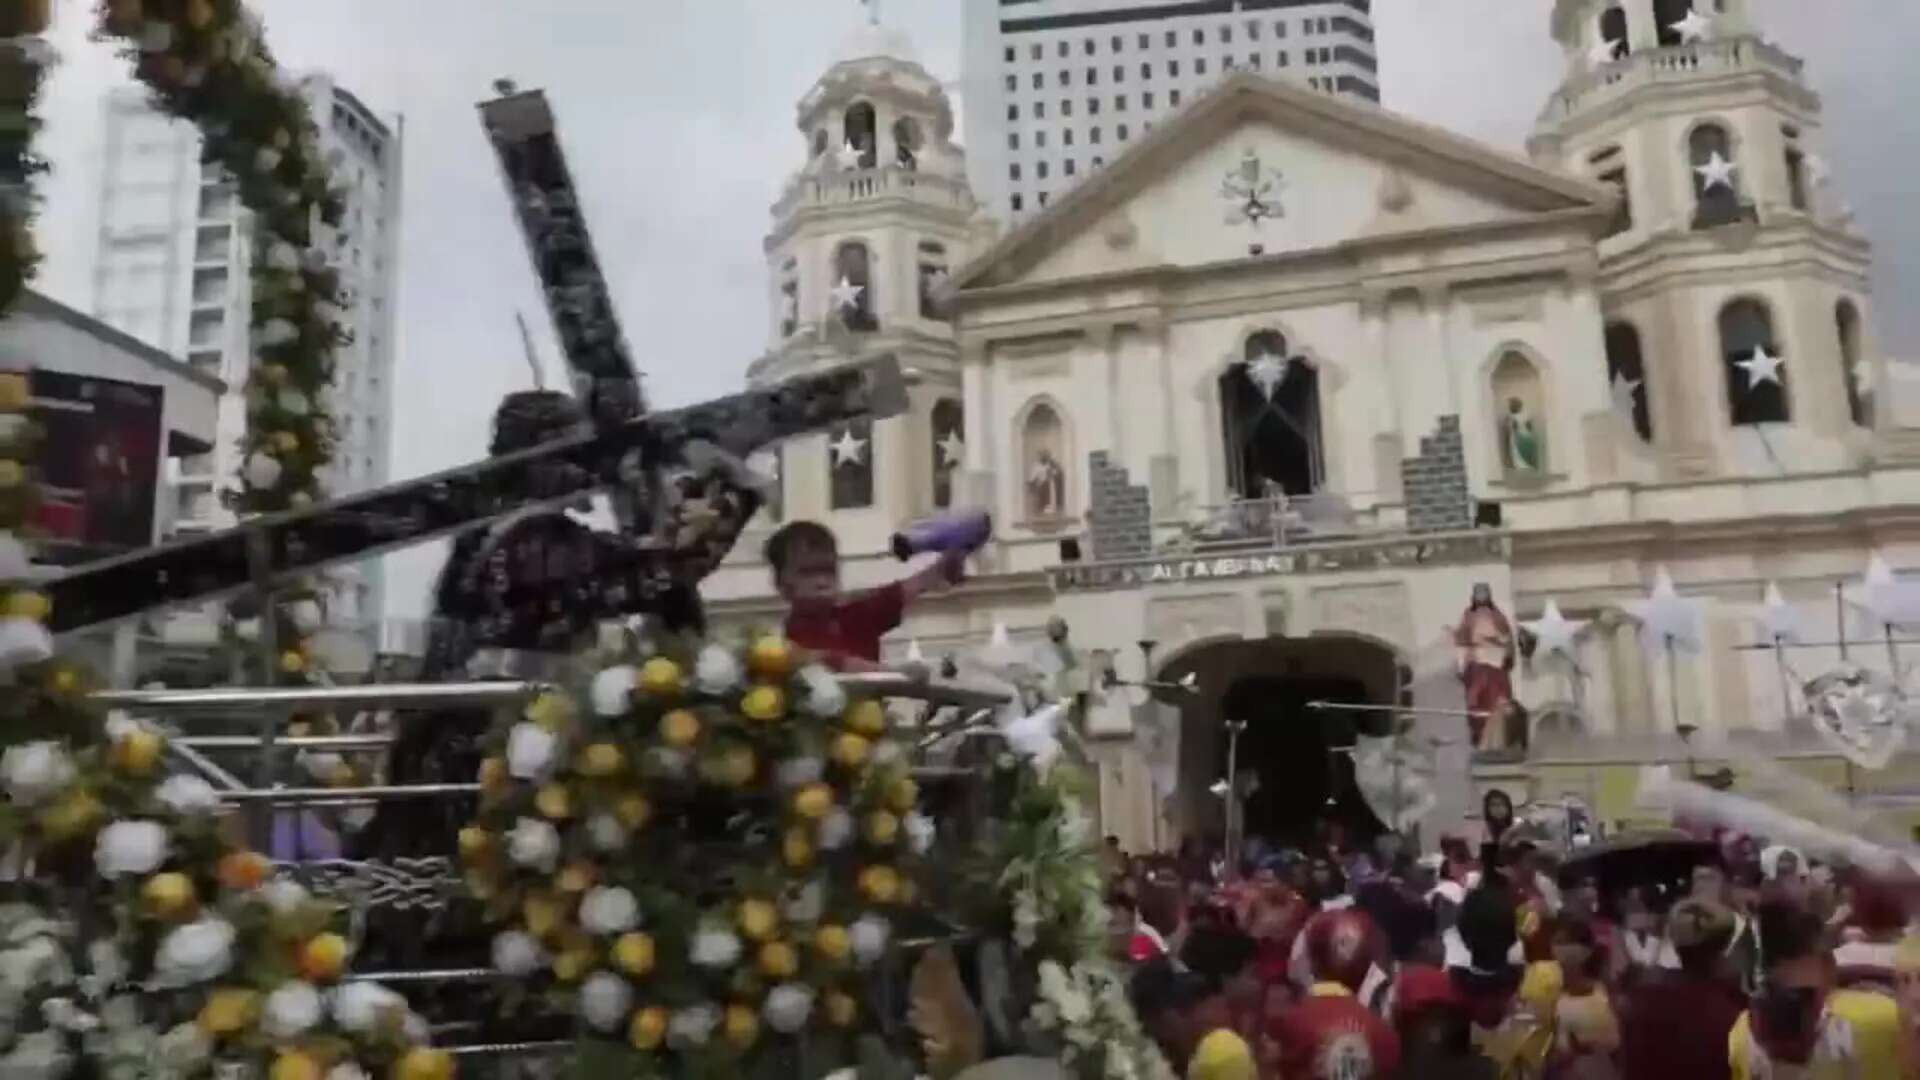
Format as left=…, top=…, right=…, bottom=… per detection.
left=1159, top=634, right=1401, bottom=851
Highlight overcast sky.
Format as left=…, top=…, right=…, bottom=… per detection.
left=29, top=1, right=1920, bottom=621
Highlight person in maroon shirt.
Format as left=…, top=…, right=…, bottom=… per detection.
left=1272, top=909, right=1402, bottom=1078
left=1618, top=896, right=1746, bottom=1080
left=764, top=520, right=972, bottom=671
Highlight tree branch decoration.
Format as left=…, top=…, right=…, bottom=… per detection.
left=463, top=636, right=938, bottom=1078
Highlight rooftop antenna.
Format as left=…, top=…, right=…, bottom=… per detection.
left=515, top=311, right=545, bottom=391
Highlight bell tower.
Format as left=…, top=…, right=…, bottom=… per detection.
left=748, top=19, right=988, bottom=552
left=1530, top=0, right=1878, bottom=479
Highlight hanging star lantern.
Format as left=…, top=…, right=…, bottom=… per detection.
left=1694, top=151, right=1738, bottom=192
left=1588, top=37, right=1622, bottom=68
left=1626, top=566, right=1705, bottom=652
left=1670, top=6, right=1714, bottom=43
left=829, top=276, right=865, bottom=311
left=1245, top=352, right=1288, bottom=400
left=1609, top=372, right=1642, bottom=424
left=1855, top=553, right=1920, bottom=628
left=1524, top=599, right=1586, bottom=663
left=936, top=430, right=966, bottom=468
left=829, top=428, right=866, bottom=469
left=1737, top=345, right=1784, bottom=390
left=1757, top=581, right=1802, bottom=644
left=835, top=140, right=865, bottom=172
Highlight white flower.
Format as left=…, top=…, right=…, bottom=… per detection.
left=579, top=972, right=633, bottom=1032
left=260, top=879, right=310, bottom=914
left=155, top=775, right=221, bottom=817
left=872, top=739, right=906, bottom=768
left=0, top=938, right=71, bottom=993
left=153, top=917, right=235, bottom=987
left=590, top=665, right=637, bottom=717
left=86, top=940, right=128, bottom=992
left=255, top=147, right=284, bottom=175
left=580, top=887, right=640, bottom=936
left=40, top=996, right=98, bottom=1032
left=0, top=534, right=28, bottom=580
left=267, top=242, right=301, bottom=273
left=1013, top=890, right=1042, bottom=950
left=799, top=664, right=846, bottom=718
left=244, top=452, right=283, bottom=491
left=818, top=808, right=853, bottom=851
left=331, top=982, right=404, bottom=1033
left=668, top=1004, right=719, bottom=1049
left=491, top=931, right=546, bottom=977
left=850, top=915, right=890, bottom=967
left=1059, top=803, right=1092, bottom=848
left=233, top=616, right=263, bottom=642
left=0, top=1030, right=71, bottom=1080
left=690, top=927, right=742, bottom=970
left=286, top=599, right=323, bottom=634
left=763, top=983, right=813, bottom=1034
left=644, top=747, right=689, bottom=779
left=507, top=817, right=561, bottom=872
left=325, top=1066, right=370, bottom=1080
left=1000, top=702, right=1066, bottom=772
left=103, top=711, right=143, bottom=743
left=506, top=722, right=558, bottom=780
left=156, top=1022, right=211, bottom=1073
left=278, top=389, right=311, bottom=416
left=586, top=813, right=628, bottom=853
left=95, top=821, right=168, bottom=879
left=403, top=1010, right=430, bottom=1045
left=1, top=742, right=73, bottom=806
left=694, top=645, right=741, bottom=695
left=258, top=317, right=297, bottom=346
left=783, top=879, right=824, bottom=923
left=776, top=756, right=823, bottom=789
left=262, top=981, right=323, bottom=1038
left=905, top=813, right=935, bottom=855
left=0, top=617, right=51, bottom=669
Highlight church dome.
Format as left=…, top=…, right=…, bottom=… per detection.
left=834, top=21, right=919, bottom=66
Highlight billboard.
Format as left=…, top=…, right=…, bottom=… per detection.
left=33, top=370, right=163, bottom=560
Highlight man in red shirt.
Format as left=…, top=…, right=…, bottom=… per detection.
left=765, top=520, right=971, bottom=671
left=1272, top=909, right=1402, bottom=1078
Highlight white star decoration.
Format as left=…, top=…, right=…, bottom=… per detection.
left=1757, top=581, right=1802, bottom=644
left=1245, top=352, right=1288, bottom=400
left=829, top=276, right=865, bottom=312
left=829, top=429, right=867, bottom=469
left=1609, top=372, right=1642, bottom=422
left=1670, top=6, right=1714, bottom=43
left=937, top=430, right=966, bottom=468
left=1736, top=345, right=1784, bottom=390
left=1857, top=553, right=1920, bottom=628
left=1588, top=37, right=1622, bottom=68
left=1627, top=566, right=1705, bottom=652
left=1694, top=151, right=1739, bottom=192
left=835, top=140, right=865, bottom=172
left=1524, top=599, right=1586, bottom=663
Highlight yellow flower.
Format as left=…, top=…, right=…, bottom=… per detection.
left=557, top=860, right=596, bottom=894
left=196, top=987, right=259, bottom=1037
left=831, top=732, right=871, bottom=768
left=1, top=591, right=49, bottom=622
left=886, top=776, right=919, bottom=813
left=758, top=940, right=799, bottom=979
left=0, top=461, right=23, bottom=489
left=552, top=946, right=594, bottom=983
left=740, top=685, right=785, bottom=723
left=781, top=826, right=814, bottom=870
left=465, top=869, right=500, bottom=902
left=823, top=990, right=858, bottom=1028
left=141, top=872, right=197, bottom=920
left=390, top=1048, right=455, bottom=1080
left=525, top=691, right=574, bottom=733
left=858, top=865, right=901, bottom=904
left=613, top=931, right=656, bottom=976
left=737, top=898, right=778, bottom=942
left=535, top=783, right=574, bottom=820
left=723, top=1003, right=758, bottom=1047
left=719, top=745, right=756, bottom=787
left=47, top=667, right=79, bottom=695
left=865, top=811, right=900, bottom=846
left=575, top=742, right=626, bottom=778
left=629, top=1006, right=669, bottom=1050
left=659, top=709, right=701, bottom=748
left=793, top=783, right=834, bottom=821
left=614, top=792, right=652, bottom=830
left=523, top=893, right=566, bottom=939
left=298, top=932, right=350, bottom=982
left=844, top=700, right=887, bottom=738
left=0, top=373, right=29, bottom=411
left=279, top=649, right=306, bottom=674
left=37, top=790, right=103, bottom=843
left=272, top=431, right=300, bottom=455
left=110, top=728, right=165, bottom=776
left=813, top=924, right=850, bottom=963
left=637, top=657, right=684, bottom=698
left=747, top=636, right=793, bottom=680
left=457, top=827, right=494, bottom=865
left=271, top=1052, right=323, bottom=1080
left=478, top=757, right=510, bottom=797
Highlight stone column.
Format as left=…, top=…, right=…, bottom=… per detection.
left=960, top=340, right=996, bottom=513
left=1623, top=0, right=1660, bottom=51
left=1143, top=318, right=1180, bottom=517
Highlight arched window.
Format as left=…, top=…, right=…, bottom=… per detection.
left=1838, top=299, right=1869, bottom=427
left=1604, top=321, right=1653, bottom=442
left=1653, top=0, right=1693, bottom=46
left=892, top=117, right=922, bottom=171
left=1490, top=351, right=1549, bottom=475
left=828, top=419, right=874, bottom=510
left=1020, top=402, right=1069, bottom=520
left=843, top=102, right=877, bottom=169
left=1721, top=298, right=1789, bottom=425
left=1689, top=124, right=1747, bottom=229
left=832, top=241, right=878, bottom=332
left=931, top=399, right=963, bottom=509
left=1598, top=6, right=1630, bottom=57
left=1219, top=331, right=1322, bottom=498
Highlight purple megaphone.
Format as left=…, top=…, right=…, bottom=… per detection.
left=891, top=507, right=992, bottom=563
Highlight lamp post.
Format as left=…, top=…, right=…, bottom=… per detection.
left=1223, top=717, right=1248, bottom=874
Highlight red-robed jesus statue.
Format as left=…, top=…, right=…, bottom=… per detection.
left=1454, top=582, right=1515, bottom=750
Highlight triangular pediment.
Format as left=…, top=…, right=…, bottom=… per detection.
left=955, top=73, right=1612, bottom=292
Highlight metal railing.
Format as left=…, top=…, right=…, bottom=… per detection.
left=1162, top=491, right=1387, bottom=552
left=773, top=164, right=973, bottom=217
left=1541, top=38, right=1804, bottom=124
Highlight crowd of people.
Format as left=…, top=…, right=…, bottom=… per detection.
left=1102, top=819, right=1920, bottom=1079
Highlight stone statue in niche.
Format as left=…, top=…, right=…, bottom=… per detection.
left=1500, top=397, right=1545, bottom=473
left=1027, top=449, right=1066, bottom=519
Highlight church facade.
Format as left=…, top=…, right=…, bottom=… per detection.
left=705, top=1, right=1920, bottom=851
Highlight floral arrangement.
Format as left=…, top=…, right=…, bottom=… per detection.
left=1, top=2, right=51, bottom=318
left=462, top=636, right=936, bottom=1077
left=0, top=711, right=449, bottom=1080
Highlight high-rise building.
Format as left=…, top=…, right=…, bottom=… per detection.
left=91, top=73, right=402, bottom=636
left=961, top=0, right=1379, bottom=223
